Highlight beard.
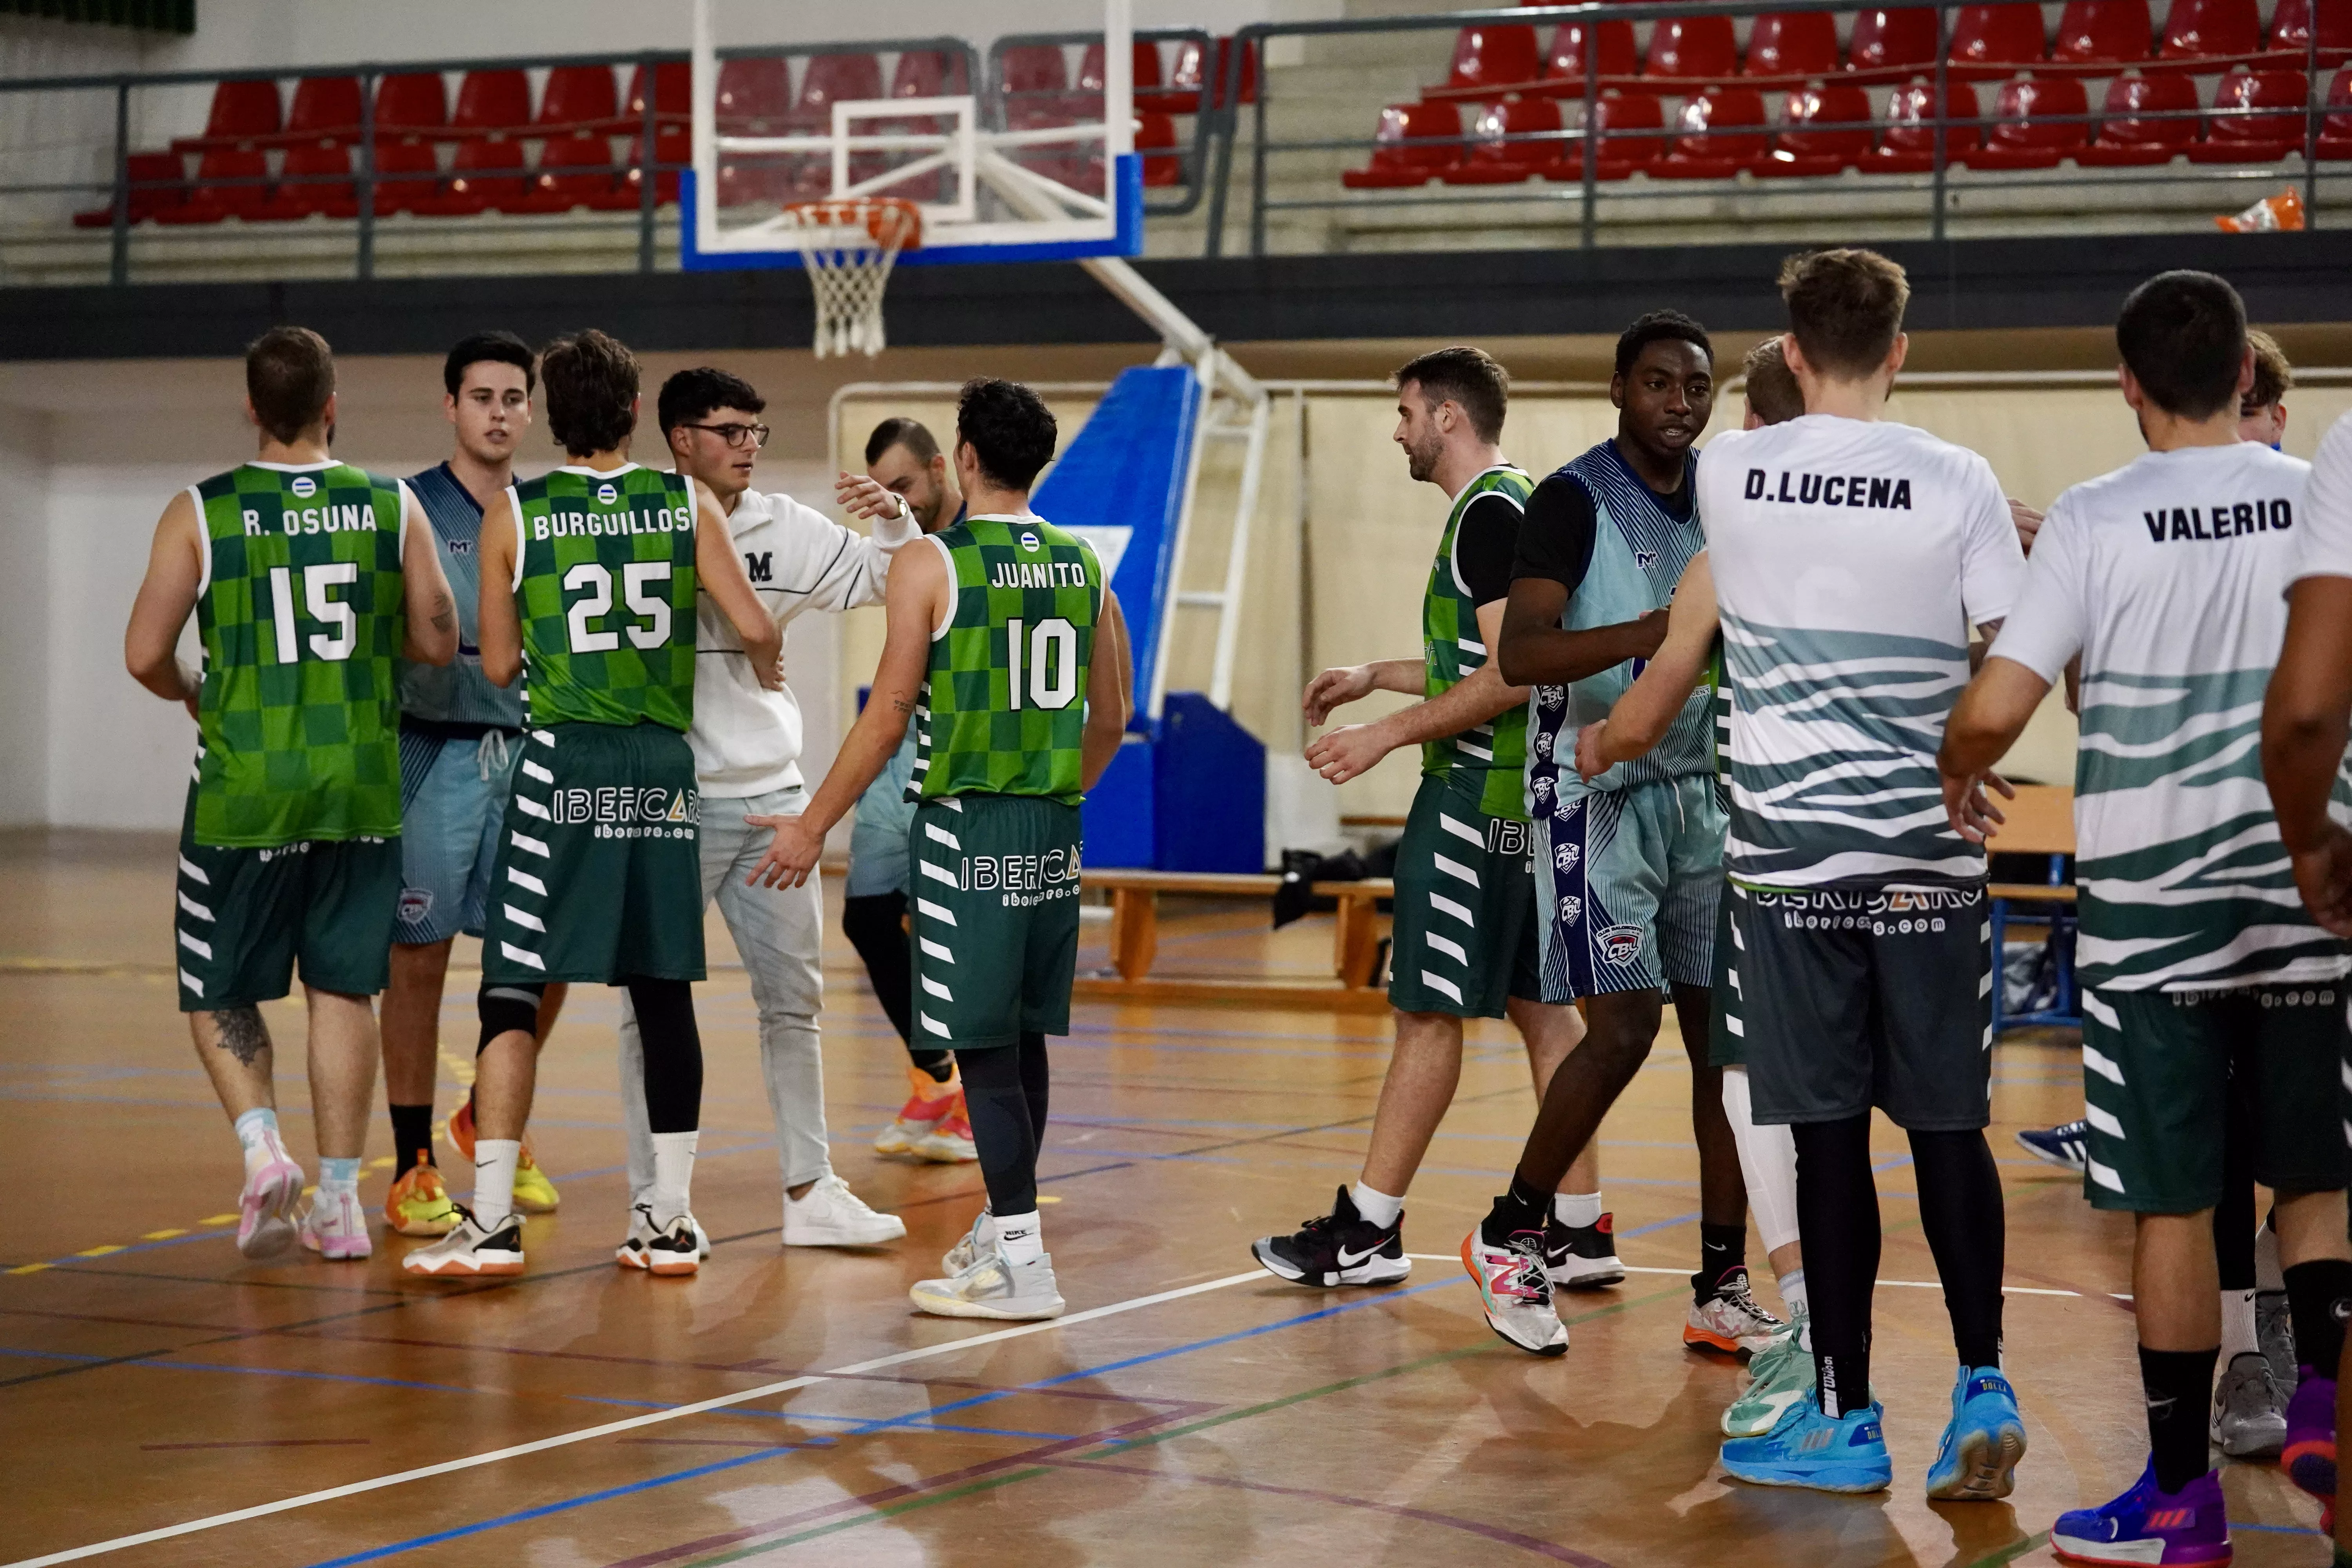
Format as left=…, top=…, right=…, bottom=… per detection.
left=1402, top=431, right=1441, bottom=483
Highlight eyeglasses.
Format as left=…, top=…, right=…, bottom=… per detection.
left=679, top=421, right=771, bottom=450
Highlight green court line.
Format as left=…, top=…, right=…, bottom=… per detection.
left=1964, top=1527, right=2049, bottom=1567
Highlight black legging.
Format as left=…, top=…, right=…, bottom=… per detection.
left=626, top=976, right=702, bottom=1135
left=842, top=891, right=953, bottom=1077
left=958, top=1032, right=1051, bottom=1214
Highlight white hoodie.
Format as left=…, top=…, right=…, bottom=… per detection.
left=691, top=486, right=921, bottom=799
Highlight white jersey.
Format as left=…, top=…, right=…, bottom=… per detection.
left=1995, top=440, right=2342, bottom=991
left=2291, top=409, right=2352, bottom=587
left=1698, top=414, right=2024, bottom=888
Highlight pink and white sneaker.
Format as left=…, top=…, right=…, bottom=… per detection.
left=237, top=1136, right=304, bottom=1260
left=1461, top=1226, right=1568, bottom=1356
left=299, top=1187, right=373, bottom=1261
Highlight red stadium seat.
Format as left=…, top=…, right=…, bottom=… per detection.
left=892, top=49, right=969, bottom=100
left=1962, top=76, right=2089, bottom=168
left=2158, top=0, right=2263, bottom=60
left=1559, top=91, right=1668, bottom=178
left=369, top=138, right=442, bottom=215
left=1654, top=87, right=1770, bottom=176
left=619, top=122, right=692, bottom=205
left=1341, top=101, right=1460, bottom=187
left=1862, top=79, right=1982, bottom=169
left=1080, top=40, right=1164, bottom=96
left=1447, top=26, right=1543, bottom=92
left=998, top=44, right=1069, bottom=99
left=796, top=52, right=886, bottom=125
left=432, top=137, right=528, bottom=214
left=1135, top=108, right=1183, bottom=187
left=1744, top=13, right=1841, bottom=78
left=2187, top=69, right=2308, bottom=161
left=1214, top=38, right=1259, bottom=107
left=2270, top=0, right=2352, bottom=56
left=1160, top=37, right=1254, bottom=111
left=2052, top=1, right=2154, bottom=65
left=518, top=133, right=621, bottom=211
left=71, top=150, right=185, bottom=227
left=623, top=62, right=691, bottom=122
left=452, top=70, right=532, bottom=134
left=284, top=76, right=362, bottom=139
left=1949, top=6, right=2048, bottom=67
left=2321, top=67, right=2352, bottom=160
left=537, top=64, right=618, bottom=130
left=200, top=78, right=282, bottom=142
left=155, top=146, right=270, bottom=222
left=1850, top=8, right=1940, bottom=72
left=1544, top=19, right=1638, bottom=83
left=1444, top=96, right=1567, bottom=183
left=715, top=58, right=791, bottom=130
left=1646, top=17, right=1740, bottom=81
left=252, top=140, right=356, bottom=220
left=2076, top=72, right=2199, bottom=163
left=374, top=72, right=448, bottom=136
left=1756, top=84, right=1874, bottom=175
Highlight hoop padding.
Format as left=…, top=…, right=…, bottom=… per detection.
left=778, top=198, right=922, bottom=359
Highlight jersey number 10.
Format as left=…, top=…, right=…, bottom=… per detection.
left=564, top=561, right=674, bottom=653
left=1004, top=617, right=1079, bottom=711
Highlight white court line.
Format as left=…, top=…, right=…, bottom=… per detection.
left=1404, top=1256, right=2102, bottom=1298
left=5, top=1268, right=1270, bottom=1568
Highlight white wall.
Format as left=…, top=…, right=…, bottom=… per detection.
left=0, top=404, right=49, bottom=826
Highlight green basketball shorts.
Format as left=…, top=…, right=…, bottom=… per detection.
left=907, top=794, right=1083, bottom=1048
left=1709, top=878, right=1744, bottom=1068
left=1387, top=772, right=1541, bottom=1019
left=173, top=785, right=400, bottom=1012
left=2079, top=982, right=2349, bottom=1214
left=479, top=721, right=706, bottom=986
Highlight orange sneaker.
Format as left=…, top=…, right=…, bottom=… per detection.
left=913, top=1100, right=979, bottom=1163
left=874, top=1064, right=965, bottom=1157
left=383, top=1155, right=458, bottom=1237
left=448, top=1100, right=560, bottom=1213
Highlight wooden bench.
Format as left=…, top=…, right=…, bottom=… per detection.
left=1075, top=867, right=1396, bottom=1013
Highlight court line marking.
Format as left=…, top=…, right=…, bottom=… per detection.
left=3, top=1268, right=1272, bottom=1568
left=1402, top=1257, right=2096, bottom=1298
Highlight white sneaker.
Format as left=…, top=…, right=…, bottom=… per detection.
left=617, top=1203, right=710, bottom=1272
left=911, top=1247, right=1065, bottom=1319
left=1460, top=1227, right=1568, bottom=1356
left=236, top=1136, right=304, bottom=1261
left=402, top=1211, right=524, bottom=1277
left=299, top=1187, right=372, bottom=1261
left=782, top=1174, right=907, bottom=1248
left=1686, top=1269, right=1786, bottom=1355
left=942, top=1209, right=996, bottom=1276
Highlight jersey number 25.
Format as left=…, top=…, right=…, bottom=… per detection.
left=564, top=561, right=673, bottom=653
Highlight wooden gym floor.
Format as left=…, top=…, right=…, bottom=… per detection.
left=0, top=829, right=2331, bottom=1567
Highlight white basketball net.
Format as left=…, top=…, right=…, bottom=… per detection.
left=778, top=198, right=921, bottom=359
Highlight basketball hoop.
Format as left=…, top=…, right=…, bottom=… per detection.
left=777, top=197, right=922, bottom=359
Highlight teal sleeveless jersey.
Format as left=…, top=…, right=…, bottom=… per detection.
left=1421, top=466, right=1533, bottom=820
left=509, top=464, right=699, bottom=731
left=189, top=461, right=407, bottom=848
left=910, top=515, right=1104, bottom=805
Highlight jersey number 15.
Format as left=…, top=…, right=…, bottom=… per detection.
left=265, top=562, right=359, bottom=664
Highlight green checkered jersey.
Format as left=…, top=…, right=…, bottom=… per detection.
left=910, top=515, right=1104, bottom=805
left=509, top=464, right=699, bottom=731
left=188, top=461, right=408, bottom=848
left=1421, top=466, right=1533, bottom=818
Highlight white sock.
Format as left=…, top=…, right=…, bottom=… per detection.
left=2256, top=1220, right=2285, bottom=1293
left=2221, top=1286, right=2259, bottom=1364
left=995, top=1208, right=1044, bottom=1265
left=650, top=1130, right=699, bottom=1229
left=472, top=1139, right=519, bottom=1231
left=1553, top=1191, right=1603, bottom=1229
left=234, top=1107, right=281, bottom=1175
left=318, top=1157, right=361, bottom=1197
left=1351, top=1182, right=1403, bottom=1229
left=1778, top=1266, right=1809, bottom=1319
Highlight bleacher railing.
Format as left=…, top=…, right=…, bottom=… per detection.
left=985, top=26, right=1219, bottom=216
left=1204, top=0, right=2344, bottom=258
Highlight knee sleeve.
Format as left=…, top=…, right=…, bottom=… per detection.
left=960, top=1045, right=1040, bottom=1216
left=1722, top=1067, right=1801, bottom=1255
left=626, top=976, right=703, bottom=1135
left=477, top=982, right=546, bottom=1052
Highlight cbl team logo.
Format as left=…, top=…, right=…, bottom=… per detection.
left=1536, top=684, right=1566, bottom=712
left=397, top=887, right=434, bottom=924
left=1598, top=924, right=1644, bottom=965
left=1532, top=729, right=1554, bottom=759
left=290, top=475, right=317, bottom=498
left=1553, top=841, right=1581, bottom=874
left=596, top=482, right=619, bottom=505
left=1553, top=794, right=1583, bottom=822
left=1531, top=775, right=1555, bottom=812
left=1556, top=894, right=1583, bottom=926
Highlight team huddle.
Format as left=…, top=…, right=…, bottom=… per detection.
left=1248, top=250, right=2352, bottom=1564
left=127, top=246, right=2352, bottom=1561
left=126, top=327, right=1128, bottom=1320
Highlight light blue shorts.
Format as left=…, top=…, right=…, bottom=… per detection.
left=394, top=725, right=523, bottom=946
left=1535, top=773, right=1723, bottom=1001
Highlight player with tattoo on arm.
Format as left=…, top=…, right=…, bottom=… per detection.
left=123, top=327, right=457, bottom=1262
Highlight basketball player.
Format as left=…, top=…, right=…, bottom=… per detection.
left=402, top=330, right=779, bottom=1278
left=1465, top=313, right=1782, bottom=1361
left=380, top=332, right=568, bottom=1241
left=600, top=366, right=914, bottom=1257
left=835, top=417, right=978, bottom=1163
left=1704, top=249, right=2027, bottom=1497
left=1572, top=334, right=1814, bottom=1437
left=2263, top=405, right=2352, bottom=1566
left=123, top=326, right=457, bottom=1262
left=747, top=378, right=1132, bottom=1320
left=1252, top=347, right=1594, bottom=1332
left=1946, top=271, right=2350, bottom=1563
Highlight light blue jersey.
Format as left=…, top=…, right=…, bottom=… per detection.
left=397, top=461, right=526, bottom=730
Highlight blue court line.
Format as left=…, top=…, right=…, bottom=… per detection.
left=1619, top=1210, right=1704, bottom=1238
left=296, top=1272, right=1488, bottom=1567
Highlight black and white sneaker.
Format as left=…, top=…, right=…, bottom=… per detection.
left=1544, top=1211, right=1625, bottom=1290
left=645, top=1211, right=702, bottom=1277
left=1251, top=1186, right=1410, bottom=1287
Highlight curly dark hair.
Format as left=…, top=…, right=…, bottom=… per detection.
left=1613, top=310, right=1712, bottom=379
left=539, top=329, right=641, bottom=457
left=955, top=379, right=1058, bottom=492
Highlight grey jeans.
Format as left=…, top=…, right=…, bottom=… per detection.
left=618, top=783, right=831, bottom=1203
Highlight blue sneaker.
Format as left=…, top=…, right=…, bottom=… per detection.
left=1926, top=1364, right=2028, bottom=1501
left=2016, top=1120, right=2088, bottom=1173
left=2050, top=1459, right=2232, bottom=1566
left=1720, top=1389, right=1893, bottom=1493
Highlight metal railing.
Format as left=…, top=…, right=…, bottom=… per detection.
left=1203, top=0, right=2342, bottom=256
left=985, top=26, right=1218, bottom=216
